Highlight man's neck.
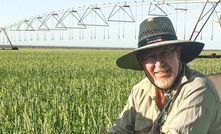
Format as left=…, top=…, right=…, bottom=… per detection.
left=156, top=89, right=166, bottom=111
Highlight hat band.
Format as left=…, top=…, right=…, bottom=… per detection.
left=138, top=34, right=177, bottom=48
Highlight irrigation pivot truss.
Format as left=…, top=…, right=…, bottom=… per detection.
left=0, top=0, right=221, bottom=51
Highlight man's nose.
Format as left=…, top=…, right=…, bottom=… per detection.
left=155, top=56, right=164, bottom=67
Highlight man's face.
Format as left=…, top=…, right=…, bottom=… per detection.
left=139, top=45, right=181, bottom=90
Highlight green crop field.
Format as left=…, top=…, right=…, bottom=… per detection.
left=0, top=49, right=220, bottom=133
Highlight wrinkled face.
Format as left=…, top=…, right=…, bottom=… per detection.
left=138, top=45, right=181, bottom=90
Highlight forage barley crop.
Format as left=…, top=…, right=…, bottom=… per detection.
left=0, top=49, right=220, bottom=133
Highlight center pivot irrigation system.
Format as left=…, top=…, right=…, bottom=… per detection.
left=0, top=0, right=221, bottom=57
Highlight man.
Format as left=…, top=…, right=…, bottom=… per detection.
left=107, top=17, right=221, bottom=134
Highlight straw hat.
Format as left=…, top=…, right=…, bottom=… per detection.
left=116, top=17, right=204, bottom=70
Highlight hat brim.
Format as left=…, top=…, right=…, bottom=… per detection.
left=116, top=40, right=204, bottom=70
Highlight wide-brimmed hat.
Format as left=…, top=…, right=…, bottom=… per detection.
left=116, top=17, right=204, bottom=70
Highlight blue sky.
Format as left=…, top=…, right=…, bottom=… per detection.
left=0, top=0, right=221, bottom=50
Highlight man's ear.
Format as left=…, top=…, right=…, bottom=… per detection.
left=176, top=45, right=182, bottom=58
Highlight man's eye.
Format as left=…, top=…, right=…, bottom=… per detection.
left=147, top=56, right=156, bottom=60
left=161, top=52, right=170, bottom=57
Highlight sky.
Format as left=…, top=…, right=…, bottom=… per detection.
left=0, top=0, right=221, bottom=49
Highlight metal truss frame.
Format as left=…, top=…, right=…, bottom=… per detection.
left=108, top=4, right=135, bottom=22
left=5, top=0, right=220, bottom=33
left=190, top=0, right=220, bottom=41
left=0, top=28, right=14, bottom=49
left=1, top=0, right=221, bottom=49
left=79, top=6, right=109, bottom=26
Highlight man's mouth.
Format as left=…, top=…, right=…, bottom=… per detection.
left=155, top=69, right=171, bottom=77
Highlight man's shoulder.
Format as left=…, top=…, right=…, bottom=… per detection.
left=186, top=67, right=207, bottom=79
left=130, top=78, right=155, bottom=104
left=131, top=78, right=154, bottom=96
left=133, top=77, right=151, bottom=88
left=184, top=67, right=208, bottom=86
left=185, top=68, right=220, bottom=102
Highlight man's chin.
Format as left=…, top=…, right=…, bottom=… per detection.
left=154, top=77, right=175, bottom=90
